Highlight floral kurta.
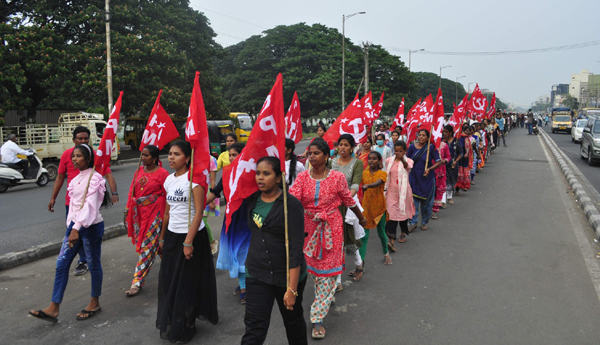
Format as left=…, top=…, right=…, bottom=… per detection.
left=289, top=170, right=356, bottom=277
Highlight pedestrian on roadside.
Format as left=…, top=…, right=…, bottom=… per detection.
left=545, top=115, right=549, bottom=127
left=526, top=109, right=534, bottom=135
left=205, top=143, right=251, bottom=305
left=374, top=133, right=393, bottom=170
left=289, top=138, right=366, bottom=339
left=495, top=112, right=507, bottom=147
left=299, top=125, right=331, bottom=159
left=358, top=151, right=391, bottom=268
left=407, top=129, right=443, bottom=231
left=387, top=131, right=400, bottom=149
left=358, top=137, right=373, bottom=172
left=29, top=144, right=108, bottom=323
left=217, top=133, right=237, bottom=170
left=384, top=140, right=415, bottom=249
left=47, top=126, right=119, bottom=276
left=156, top=141, right=218, bottom=343
left=123, top=145, right=169, bottom=297
left=443, top=125, right=462, bottom=205
left=432, top=139, right=450, bottom=219
left=241, top=157, right=308, bottom=345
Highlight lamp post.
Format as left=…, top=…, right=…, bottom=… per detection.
left=408, top=48, right=424, bottom=72
left=468, top=82, right=475, bottom=93
left=342, top=11, right=366, bottom=111
left=455, top=75, right=465, bottom=105
left=439, top=65, right=451, bottom=89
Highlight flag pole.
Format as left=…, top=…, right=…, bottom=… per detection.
left=425, top=125, right=433, bottom=170
left=282, top=172, right=290, bottom=289
left=188, top=148, right=194, bottom=227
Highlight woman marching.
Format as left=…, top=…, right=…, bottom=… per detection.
left=406, top=129, right=443, bottom=231
left=29, top=144, right=107, bottom=323
left=241, top=157, right=308, bottom=345
left=431, top=139, right=451, bottom=219
left=285, top=138, right=306, bottom=187
left=384, top=141, right=415, bottom=249
left=373, top=133, right=393, bottom=170
left=290, top=138, right=366, bottom=339
left=359, top=151, right=391, bottom=267
left=456, top=124, right=473, bottom=195
left=157, top=141, right=218, bottom=343
left=124, top=145, right=169, bottom=297
left=442, top=125, right=463, bottom=206
left=358, top=137, right=373, bottom=171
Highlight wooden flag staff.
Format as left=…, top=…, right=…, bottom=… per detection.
left=188, top=148, right=195, bottom=227
left=424, top=124, right=433, bottom=170
left=282, top=172, right=290, bottom=289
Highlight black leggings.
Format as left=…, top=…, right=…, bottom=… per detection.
left=385, top=220, right=408, bottom=240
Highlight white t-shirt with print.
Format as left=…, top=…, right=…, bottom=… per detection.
left=164, top=171, right=204, bottom=234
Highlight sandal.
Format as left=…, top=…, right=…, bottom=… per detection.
left=353, top=264, right=364, bottom=282
left=448, top=199, right=454, bottom=205
left=239, top=292, right=246, bottom=305
left=398, top=233, right=407, bottom=243
left=383, top=255, right=393, bottom=265
left=431, top=213, right=438, bottom=220
left=29, top=310, right=58, bottom=323
left=421, top=225, right=428, bottom=231
left=408, top=224, right=417, bottom=233
left=336, top=284, right=344, bottom=292
left=76, top=308, right=102, bottom=321
left=233, top=286, right=241, bottom=296
left=312, top=324, right=326, bottom=339
left=387, top=238, right=396, bottom=252
left=125, top=285, right=141, bottom=297
left=210, top=240, right=219, bottom=255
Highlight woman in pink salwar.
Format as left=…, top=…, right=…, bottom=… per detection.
left=384, top=141, right=415, bottom=250
left=432, top=141, right=451, bottom=219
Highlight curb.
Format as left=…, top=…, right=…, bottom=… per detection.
left=539, top=129, right=600, bottom=239
left=113, top=158, right=140, bottom=165
left=0, top=223, right=126, bottom=271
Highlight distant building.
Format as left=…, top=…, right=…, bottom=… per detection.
left=569, top=69, right=593, bottom=102
left=551, top=84, right=569, bottom=108
left=584, top=75, right=600, bottom=108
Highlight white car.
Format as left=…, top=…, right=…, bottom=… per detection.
left=572, top=119, right=587, bottom=143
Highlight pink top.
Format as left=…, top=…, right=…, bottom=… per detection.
left=385, top=157, right=415, bottom=221
left=59, top=147, right=111, bottom=205
left=67, top=168, right=106, bottom=230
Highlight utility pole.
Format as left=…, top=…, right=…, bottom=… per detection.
left=341, top=12, right=366, bottom=111
left=363, top=42, right=370, bottom=95
left=105, top=0, right=113, bottom=112
left=408, top=49, right=424, bottom=72
left=455, top=75, right=465, bottom=105
left=439, top=65, right=451, bottom=89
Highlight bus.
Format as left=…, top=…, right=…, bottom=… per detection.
left=579, top=108, right=600, bottom=119
left=229, top=112, right=253, bottom=143
left=123, top=116, right=186, bottom=150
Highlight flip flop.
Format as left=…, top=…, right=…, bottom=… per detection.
left=387, top=240, right=396, bottom=252
left=76, top=308, right=101, bottom=321
left=125, top=286, right=141, bottom=297
left=312, top=325, right=326, bottom=339
left=29, top=310, right=58, bottom=323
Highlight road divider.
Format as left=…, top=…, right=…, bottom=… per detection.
left=540, top=129, right=600, bottom=239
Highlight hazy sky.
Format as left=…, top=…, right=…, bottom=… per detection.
left=190, top=0, right=600, bottom=108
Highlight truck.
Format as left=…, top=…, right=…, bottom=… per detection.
left=0, top=112, right=118, bottom=180
left=551, top=107, right=572, bottom=134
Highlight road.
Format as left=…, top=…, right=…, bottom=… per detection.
left=2, top=132, right=600, bottom=344
left=0, top=139, right=312, bottom=256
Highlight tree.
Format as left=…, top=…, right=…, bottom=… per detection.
left=563, top=94, right=579, bottom=111
left=414, top=72, right=467, bottom=112
left=214, top=23, right=418, bottom=118
left=1, top=0, right=228, bottom=119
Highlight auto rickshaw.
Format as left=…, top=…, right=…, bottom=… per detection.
left=207, top=120, right=234, bottom=158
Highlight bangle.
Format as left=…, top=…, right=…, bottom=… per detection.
left=112, top=192, right=118, bottom=195
left=182, top=242, right=193, bottom=247
left=287, top=287, right=298, bottom=296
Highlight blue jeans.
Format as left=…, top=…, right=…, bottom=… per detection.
left=527, top=123, right=533, bottom=134
left=410, top=181, right=436, bottom=226
left=51, top=221, right=104, bottom=304
left=66, top=205, right=87, bottom=264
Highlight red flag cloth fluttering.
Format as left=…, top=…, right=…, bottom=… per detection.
left=431, top=88, right=445, bottom=148
left=185, top=71, right=211, bottom=191
left=372, top=92, right=385, bottom=122
left=95, top=91, right=122, bottom=176
left=323, top=93, right=368, bottom=144
left=223, top=73, right=285, bottom=231
left=401, top=98, right=422, bottom=143
left=486, top=93, right=496, bottom=120
left=450, top=93, right=469, bottom=138
left=140, top=90, right=181, bottom=152
left=468, top=84, right=487, bottom=120
left=393, top=97, right=405, bottom=130
left=285, top=91, right=302, bottom=144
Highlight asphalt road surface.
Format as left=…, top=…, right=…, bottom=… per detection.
left=2, top=132, right=600, bottom=344
left=0, top=139, right=312, bottom=256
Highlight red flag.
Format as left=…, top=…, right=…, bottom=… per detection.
left=140, top=90, right=180, bottom=151
left=323, top=93, right=368, bottom=144
left=361, top=91, right=374, bottom=127
left=223, top=74, right=285, bottom=231
left=450, top=93, right=469, bottom=137
left=401, top=98, right=422, bottom=143
left=431, top=88, right=445, bottom=148
left=415, top=94, right=434, bottom=129
left=185, top=71, right=211, bottom=190
left=468, top=84, right=487, bottom=120
left=486, top=93, right=496, bottom=119
left=476, top=97, right=488, bottom=122
left=95, top=91, right=122, bottom=176
left=285, top=91, right=302, bottom=144
left=393, top=97, right=405, bottom=129
left=372, top=92, right=385, bottom=121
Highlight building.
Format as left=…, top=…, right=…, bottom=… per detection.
left=551, top=84, right=569, bottom=108
left=569, top=69, right=593, bottom=102
left=583, top=75, right=600, bottom=108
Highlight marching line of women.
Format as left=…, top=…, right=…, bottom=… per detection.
left=29, top=118, right=503, bottom=343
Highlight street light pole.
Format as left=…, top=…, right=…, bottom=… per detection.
left=105, top=0, right=113, bottom=112
left=455, top=75, right=466, bottom=105
left=439, top=65, right=451, bottom=89
left=342, top=12, right=366, bottom=111
left=408, top=48, right=424, bottom=72
left=468, top=82, right=475, bottom=93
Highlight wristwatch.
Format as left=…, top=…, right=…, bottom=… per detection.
left=112, top=192, right=118, bottom=195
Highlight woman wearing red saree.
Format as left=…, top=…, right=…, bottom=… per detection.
left=124, top=145, right=169, bottom=296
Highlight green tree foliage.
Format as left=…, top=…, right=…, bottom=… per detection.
left=214, top=23, right=417, bottom=118
left=0, top=0, right=228, bottom=118
left=414, top=72, right=467, bottom=112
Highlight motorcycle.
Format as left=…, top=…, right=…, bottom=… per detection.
left=0, top=149, right=50, bottom=193
left=532, top=122, right=539, bottom=135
